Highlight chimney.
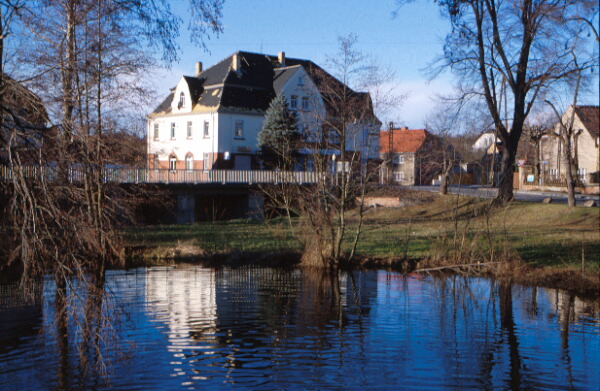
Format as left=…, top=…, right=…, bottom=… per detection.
left=278, top=51, right=286, bottom=67
left=195, top=62, right=203, bottom=77
left=388, top=121, right=394, bottom=130
left=233, top=53, right=241, bottom=71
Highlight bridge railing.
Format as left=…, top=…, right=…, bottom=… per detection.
left=0, top=166, right=321, bottom=185
left=142, top=169, right=320, bottom=185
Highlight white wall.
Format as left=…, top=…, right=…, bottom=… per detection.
left=277, top=67, right=327, bottom=140
left=148, top=112, right=219, bottom=164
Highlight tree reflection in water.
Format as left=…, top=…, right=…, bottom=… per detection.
left=1, top=266, right=599, bottom=390
left=48, top=265, right=128, bottom=390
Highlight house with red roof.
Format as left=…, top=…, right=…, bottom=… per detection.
left=380, top=127, right=444, bottom=185
left=541, top=105, right=599, bottom=185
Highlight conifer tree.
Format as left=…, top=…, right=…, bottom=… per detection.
left=258, top=95, right=300, bottom=169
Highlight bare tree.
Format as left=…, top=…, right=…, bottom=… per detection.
left=425, top=105, right=462, bottom=195
left=397, top=0, right=597, bottom=205
left=545, top=78, right=583, bottom=208
left=1, top=0, right=223, bottom=380
left=261, top=35, right=381, bottom=268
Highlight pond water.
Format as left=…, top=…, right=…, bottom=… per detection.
left=0, top=266, right=599, bottom=390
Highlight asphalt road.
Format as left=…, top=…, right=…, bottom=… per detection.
left=411, top=185, right=600, bottom=207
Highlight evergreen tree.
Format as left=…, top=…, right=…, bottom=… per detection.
left=258, top=95, right=300, bottom=169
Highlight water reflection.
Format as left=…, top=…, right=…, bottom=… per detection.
left=0, top=266, right=598, bottom=390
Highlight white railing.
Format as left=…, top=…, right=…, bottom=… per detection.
left=0, top=166, right=320, bottom=185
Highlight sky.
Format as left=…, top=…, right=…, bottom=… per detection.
left=153, top=0, right=454, bottom=129
left=152, top=0, right=598, bottom=130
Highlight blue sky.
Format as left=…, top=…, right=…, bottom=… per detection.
left=154, top=0, right=453, bottom=128
left=153, top=0, right=598, bottom=130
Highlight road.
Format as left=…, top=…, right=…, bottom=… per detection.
left=411, top=185, right=600, bottom=206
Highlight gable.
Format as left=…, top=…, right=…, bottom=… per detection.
left=149, top=50, right=379, bottom=121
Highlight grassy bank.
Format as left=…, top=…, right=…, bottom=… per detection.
left=123, top=191, right=599, bottom=297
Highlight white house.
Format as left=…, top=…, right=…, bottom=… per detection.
left=147, top=51, right=380, bottom=172
left=472, top=131, right=498, bottom=153
left=541, top=105, right=599, bottom=184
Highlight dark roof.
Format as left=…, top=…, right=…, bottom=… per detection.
left=150, top=51, right=378, bottom=123
left=0, top=74, right=50, bottom=162
left=153, top=92, right=174, bottom=116
left=1, top=74, right=49, bottom=126
left=575, top=105, right=599, bottom=138
left=273, top=66, right=301, bottom=94
left=182, top=76, right=204, bottom=103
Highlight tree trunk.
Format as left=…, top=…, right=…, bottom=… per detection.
left=440, top=173, right=448, bottom=195
left=564, top=153, right=576, bottom=207
left=496, top=146, right=515, bottom=204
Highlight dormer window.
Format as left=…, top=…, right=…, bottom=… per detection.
left=178, top=92, right=185, bottom=109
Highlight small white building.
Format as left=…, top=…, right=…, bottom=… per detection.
left=541, top=105, right=599, bottom=183
left=147, top=51, right=380, bottom=171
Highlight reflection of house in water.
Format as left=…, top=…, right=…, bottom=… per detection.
left=545, top=288, right=599, bottom=324
left=143, top=266, right=380, bottom=375
left=144, top=267, right=218, bottom=346
left=0, top=283, right=43, bottom=355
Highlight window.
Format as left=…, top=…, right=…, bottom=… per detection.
left=578, top=168, right=587, bottom=182
left=298, top=76, right=304, bottom=86
left=203, top=153, right=211, bottom=170
left=186, top=154, right=194, bottom=171
left=394, top=172, right=405, bottom=183
left=179, top=92, right=185, bottom=108
left=169, top=155, right=177, bottom=171
left=290, top=95, right=298, bottom=110
left=394, top=155, right=405, bottom=165
left=302, top=96, right=309, bottom=111
left=153, top=123, right=159, bottom=140
left=187, top=121, right=192, bottom=139
left=328, top=131, right=340, bottom=144
left=234, top=120, right=244, bottom=138
left=170, top=123, right=176, bottom=139
left=204, top=121, right=210, bottom=138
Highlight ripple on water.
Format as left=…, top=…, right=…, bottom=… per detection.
left=0, top=267, right=598, bottom=390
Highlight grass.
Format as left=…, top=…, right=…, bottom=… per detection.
left=124, top=218, right=302, bottom=256
left=123, top=191, right=600, bottom=272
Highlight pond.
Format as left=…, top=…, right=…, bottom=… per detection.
left=1, top=266, right=599, bottom=390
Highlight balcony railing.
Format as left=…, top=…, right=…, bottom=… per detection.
left=0, top=166, right=321, bottom=185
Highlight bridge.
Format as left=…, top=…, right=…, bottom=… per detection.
left=0, top=166, right=321, bottom=185
left=0, top=166, right=321, bottom=223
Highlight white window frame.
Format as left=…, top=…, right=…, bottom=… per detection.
left=204, top=121, right=210, bottom=138
left=394, top=154, right=405, bottom=165
left=170, top=122, right=176, bottom=139
left=187, top=121, right=193, bottom=139
left=169, top=156, right=177, bottom=171
left=302, top=96, right=309, bottom=111
left=186, top=154, right=194, bottom=171
left=394, top=171, right=405, bottom=183
left=153, top=123, right=159, bottom=140
left=234, top=120, right=244, bottom=138
left=203, top=153, right=211, bottom=171
left=578, top=167, right=587, bottom=182
left=179, top=92, right=185, bottom=108
left=290, top=95, right=298, bottom=110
